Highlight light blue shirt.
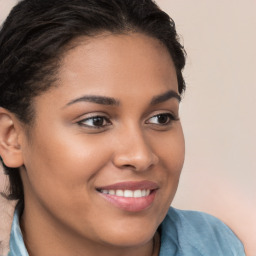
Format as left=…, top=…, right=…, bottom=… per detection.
left=8, top=203, right=245, bottom=256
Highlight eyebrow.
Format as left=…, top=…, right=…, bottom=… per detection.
left=66, top=95, right=120, bottom=107
left=65, top=90, right=180, bottom=108
left=150, top=90, right=181, bottom=105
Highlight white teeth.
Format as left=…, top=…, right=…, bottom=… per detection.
left=100, top=189, right=151, bottom=198
left=134, top=190, right=142, bottom=198
left=109, top=190, right=115, bottom=195
left=116, top=190, right=124, bottom=196
left=124, top=190, right=133, bottom=197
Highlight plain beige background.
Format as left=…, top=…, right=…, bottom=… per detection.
left=0, top=0, right=255, bottom=255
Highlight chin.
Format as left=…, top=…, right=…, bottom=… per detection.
left=102, top=231, right=154, bottom=248
left=94, top=219, right=159, bottom=248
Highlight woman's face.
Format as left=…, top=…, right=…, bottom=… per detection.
left=20, top=33, right=185, bottom=249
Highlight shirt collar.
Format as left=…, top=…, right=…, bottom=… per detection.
left=8, top=201, right=28, bottom=256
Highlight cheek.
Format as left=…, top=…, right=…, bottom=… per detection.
left=149, top=127, right=185, bottom=222
left=155, top=126, right=185, bottom=198
left=22, top=127, right=112, bottom=203
left=156, top=126, right=185, bottom=174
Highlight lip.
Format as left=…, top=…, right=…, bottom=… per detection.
left=96, top=181, right=159, bottom=212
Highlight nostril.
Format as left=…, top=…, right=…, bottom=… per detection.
left=122, top=164, right=136, bottom=169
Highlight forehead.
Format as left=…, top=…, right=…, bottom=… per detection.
left=57, top=33, right=178, bottom=95
left=35, top=32, right=178, bottom=112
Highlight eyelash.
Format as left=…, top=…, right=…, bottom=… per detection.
left=146, top=113, right=178, bottom=126
left=78, top=115, right=111, bottom=129
left=77, top=113, right=179, bottom=130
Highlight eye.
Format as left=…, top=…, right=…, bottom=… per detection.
left=78, top=116, right=111, bottom=129
left=146, top=113, right=178, bottom=126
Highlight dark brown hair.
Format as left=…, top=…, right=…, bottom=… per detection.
left=0, top=0, right=186, bottom=201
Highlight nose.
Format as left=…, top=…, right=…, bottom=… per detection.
left=112, top=128, right=159, bottom=172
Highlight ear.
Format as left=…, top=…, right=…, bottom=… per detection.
left=0, top=107, right=24, bottom=168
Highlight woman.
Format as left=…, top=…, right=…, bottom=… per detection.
left=0, top=0, right=245, bottom=255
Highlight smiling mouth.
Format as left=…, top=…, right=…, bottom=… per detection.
left=96, top=181, right=158, bottom=212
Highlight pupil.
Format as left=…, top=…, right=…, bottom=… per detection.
left=158, top=115, right=168, bottom=124
left=93, top=117, right=104, bottom=126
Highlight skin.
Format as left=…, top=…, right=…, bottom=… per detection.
left=1, top=33, right=185, bottom=256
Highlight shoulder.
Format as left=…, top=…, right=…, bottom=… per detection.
left=159, top=207, right=245, bottom=256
